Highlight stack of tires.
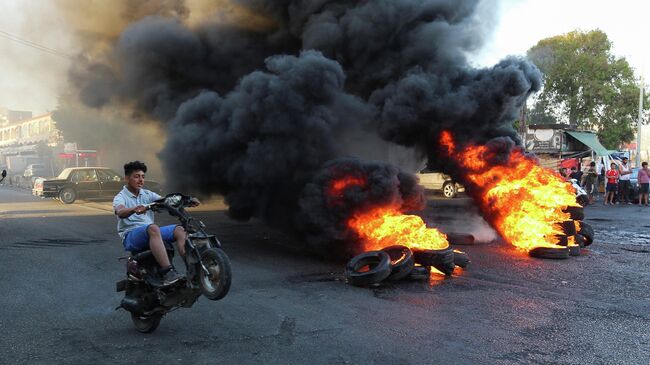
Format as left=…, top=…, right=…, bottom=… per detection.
left=529, top=205, right=594, bottom=259
left=344, top=245, right=470, bottom=287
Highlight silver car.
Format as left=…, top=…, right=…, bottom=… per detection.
left=416, top=169, right=465, bottom=198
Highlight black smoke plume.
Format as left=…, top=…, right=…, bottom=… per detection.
left=68, top=0, right=541, bottom=254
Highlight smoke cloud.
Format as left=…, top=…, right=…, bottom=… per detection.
left=63, top=0, right=542, bottom=254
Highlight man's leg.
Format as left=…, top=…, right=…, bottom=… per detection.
left=173, top=226, right=187, bottom=257
left=147, top=224, right=172, bottom=268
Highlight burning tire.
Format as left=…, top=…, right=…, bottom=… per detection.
left=551, top=234, right=569, bottom=246
left=412, top=247, right=455, bottom=275
left=452, top=250, right=470, bottom=268
left=345, top=251, right=392, bottom=287
left=563, top=206, right=584, bottom=221
left=380, top=245, right=415, bottom=281
left=578, top=222, right=594, bottom=246
left=559, top=220, right=577, bottom=236
left=568, top=244, right=581, bottom=256
left=575, top=234, right=586, bottom=248
left=406, top=265, right=431, bottom=281
left=528, top=246, right=570, bottom=259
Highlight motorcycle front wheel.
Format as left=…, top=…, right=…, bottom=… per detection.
left=198, top=248, right=232, bottom=300
left=131, top=313, right=161, bottom=333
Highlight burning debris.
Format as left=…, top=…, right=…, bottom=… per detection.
left=344, top=244, right=468, bottom=287
left=63, top=0, right=593, bottom=266
left=438, top=131, right=588, bottom=258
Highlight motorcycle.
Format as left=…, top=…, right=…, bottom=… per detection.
left=115, top=193, right=232, bottom=333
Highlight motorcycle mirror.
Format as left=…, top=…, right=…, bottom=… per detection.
left=1, top=170, right=6, bottom=178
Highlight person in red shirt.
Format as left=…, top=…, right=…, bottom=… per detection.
left=605, top=162, right=619, bottom=205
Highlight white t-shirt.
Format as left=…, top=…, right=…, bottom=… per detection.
left=112, top=186, right=162, bottom=240
left=619, top=164, right=632, bottom=181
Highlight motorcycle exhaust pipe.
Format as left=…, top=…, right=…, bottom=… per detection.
left=120, top=296, right=143, bottom=313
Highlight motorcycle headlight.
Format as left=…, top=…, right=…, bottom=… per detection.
left=165, top=194, right=183, bottom=208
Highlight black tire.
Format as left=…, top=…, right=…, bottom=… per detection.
left=345, top=251, right=392, bottom=287
left=442, top=182, right=457, bottom=198
left=559, top=220, right=577, bottom=236
left=406, top=266, right=431, bottom=281
left=568, top=244, right=581, bottom=257
left=198, top=248, right=232, bottom=300
left=529, top=246, right=570, bottom=259
left=452, top=250, right=470, bottom=268
left=563, top=206, right=584, bottom=221
left=59, top=188, right=76, bottom=204
left=446, top=233, right=475, bottom=245
left=575, top=234, right=586, bottom=248
left=578, top=222, right=594, bottom=246
left=381, top=245, right=415, bottom=281
left=576, top=195, right=589, bottom=207
left=412, top=247, right=455, bottom=276
left=131, top=313, right=161, bottom=333
left=551, top=234, right=569, bottom=246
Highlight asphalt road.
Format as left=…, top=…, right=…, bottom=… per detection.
left=1, top=186, right=648, bottom=364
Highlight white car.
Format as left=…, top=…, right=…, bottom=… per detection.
left=416, top=169, right=465, bottom=198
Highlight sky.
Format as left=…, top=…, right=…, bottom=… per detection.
left=0, top=0, right=648, bottom=115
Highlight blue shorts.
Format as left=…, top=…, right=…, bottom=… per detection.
left=606, top=183, right=618, bottom=192
left=123, top=224, right=178, bottom=252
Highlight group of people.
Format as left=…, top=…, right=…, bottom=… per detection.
left=560, top=157, right=650, bottom=206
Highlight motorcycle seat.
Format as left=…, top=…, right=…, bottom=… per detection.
left=130, top=247, right=175, bottom=261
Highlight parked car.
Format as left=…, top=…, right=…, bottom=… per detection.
left=416, top=169, right=465, bottom=198
left=33, top=167, right=162, bottom=204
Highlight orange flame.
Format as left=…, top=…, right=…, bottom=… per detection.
left=327, top=175, right=450, bottom=253
left=440, top=131, right=578, bottom=251
left=349, top=206, right=449, bottom=252
left=328, top=175, right=366, bottom=197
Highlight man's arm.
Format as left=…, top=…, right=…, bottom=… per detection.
left=115, top=204, right=146, bottom=218
left=113, top=194, right=145, bottom=218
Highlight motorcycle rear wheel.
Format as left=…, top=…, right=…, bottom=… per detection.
left=198, top=248, right=232, bottom=300
left=131, top=313, right=161, bottom=333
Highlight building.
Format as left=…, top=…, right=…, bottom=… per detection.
left=0, top=113, right=63, bottom=174
left=0, top=113, right=59, bottom=148
left=521, top=124, right=609, bottom=171
left=0, top=107, right=32, bottom=125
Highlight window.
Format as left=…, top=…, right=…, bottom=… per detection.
left=97, top=169, right=121, bottom=182
left=71, top=170, right=98, bottom=182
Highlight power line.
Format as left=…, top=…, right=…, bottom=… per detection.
left=0, top=30, right=73, bottom=59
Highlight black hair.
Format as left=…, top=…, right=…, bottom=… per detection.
left=643, top=162, right=648, bottom=167
left=124, top=161, right=147, bottom=176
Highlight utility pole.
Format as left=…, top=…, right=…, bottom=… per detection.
left=636, top=74, right=645, bottom=167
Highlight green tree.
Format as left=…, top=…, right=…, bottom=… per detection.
left=527, top=29, right=647, bottom=149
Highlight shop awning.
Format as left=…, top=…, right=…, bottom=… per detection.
left=565, top=131, right=609, bottom=156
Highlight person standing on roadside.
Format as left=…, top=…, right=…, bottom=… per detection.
left=605, top=162, right=619, bottom=205
left=637, top=162, right=650, bottom=206
left=618, top=157, right=633, bottom=204
left=581, top=161, right=598, bottom=204
left=569, top=166, right=583, bottom=182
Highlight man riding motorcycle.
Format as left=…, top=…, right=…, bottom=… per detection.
left=113, top=161, right=199, bottom=287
